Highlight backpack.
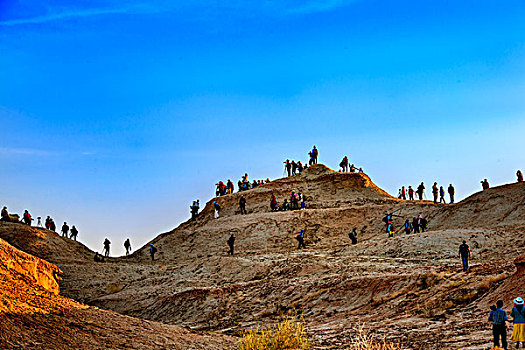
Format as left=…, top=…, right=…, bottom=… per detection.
left=312, top=149, right=318, bottom=156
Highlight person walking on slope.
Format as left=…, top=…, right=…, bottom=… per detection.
left=408, top=186, right=415, bottom=200
left=213, top=201, right=221, bottom=219
left=459, top=240, right=471, bottom=271
left=517, top=170, right=524, bottom=183
left=439, top=186, right=446, bottom=203
left=70, top=225, right=78, bottom=241
left=511, top=297, right=525, bottom=348
left=311, top=146, right=318, bottom=164
left=124, top=238, right=132, bottom=256
left=432, top=182, right=439, bottom=203
left=448, top=184, right=455, bottom=204
left=61, top=222, right=69, bottom=238
left=149, top=244, right=157, bottom=261
left=227, top=233, right=235, bottom=255
left=417, top=182, right=425, bottom=200
left=296, top=230, right=306, bottom=249
left=489, top=300, right=509, bottom=350
left=404, top=219, right=412, bottom=235
left=239, top=196, right=247, bottom=215
left=103, top=238, right=111, bottom=257
left=412, top=217, right=420, bottom=234
left=419, top=216, right=428, bottom=232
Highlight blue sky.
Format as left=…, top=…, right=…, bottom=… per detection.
left=1, top=0, right=525, bottom=255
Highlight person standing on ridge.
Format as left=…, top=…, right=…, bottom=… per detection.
left=239, top=196, right=247, bottom=215
left=149, top=244, right=157, bottom=261
left=448, top=184, right=455, bottom=204
left=311, top=146, right=318, bottom=164
left=417, top=182, right=425, bottom=200
left=124, top=238, right=132, bottom=256
left=340, top=156, right=349, bottom=172
left=296, top=230, right=307, bottom=249
left=23, top=210, right=32, bottom=226
left=517, top=170, right=523, bottom=183
left=284, top=159, right=291, bottom=177
left=70, top=225, right=78, bottom=241
left=481, top=178, right=490, bottom=190
left=227, top=180, right=234, bottom=194
left=439, top=186, right=446, bottom=203
left=1, top=206, right=8, bottom=221
left=61, top=222, right=69, bottom=238
left=510, top=297, right=525, bottom=347
left=400, top=186, right=406, bottom=200
left=432, top=182, right=439, bottom=203
left=227, top=233, right=236, bottom=255
left=291, top=161, right=298, bottom=175
left=408, top=186, right=414, bottom=200
left=103, top=238, right=111, bottom=257
left=489, top=300, right=509, bottom=350
left=459, top=240, right=471, bottom=271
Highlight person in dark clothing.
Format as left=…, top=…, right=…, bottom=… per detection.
left=239, top=196, right=247, bottom=215
left=190, top=200, right=200, bottom=221
left=408, top=186, right=414, bottom=200
left=70, top=225, right=78, bottom=241
left=489, top=300, right=509, bottom=350
left=284, top=160, right=292, bottom=177
left=103, top=238, right=111, bottom=257
left=482, top=179, right=490, bottom=190
left=348, top=227, right=358, bottom=244
left=45, top=216, right=51, bottom=229
left=517, top=170, right=523, bottom=183
left=432, top=182, right=439, bottom=203
left=94, top=252, right=105, bottom=263
left=400, top=186, right=406, bottom=200
left=23, top=210, right=32, bottom=225
left=404, top=219, right=412, bottom=235
left=340, top=156, right=349, bottom=172
left=1, top=206, right=8, bottom=221
left=124, top=238, right=131, bottom=256
left=291, top=161, right=297, bottom=175
left=419, top=216, right=428, bottom=232
left=296, top=230, right=306, bottom=249
left=459, top=240, right=471, bottom=271
left=270, top=194, right=278, bottom=211
left=412, top=217, right=420, bottom=234
left=417, top=182, right=425, bottom=200
left=448, top=184, right=455, bottom=204
left=49, top=219, right=56, bottom=232
left=439, top=186, right=446, bottom=203
left=226, top=180, right=234, bottom=194
left=311, top=146, right=318, bottom=164
left=227, top=233, right=235, bottom=255
left=149, top=244, right=157, bottom=261
left=61, top=222, right=69, bottom=238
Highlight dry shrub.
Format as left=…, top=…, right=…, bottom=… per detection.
left=348, top=327, right=401, bottom=350
left=479, top=273, right=509, bottom=290
left=107, top=283, right=122, bottom=294
left=239, top=317, right=311, bottom=350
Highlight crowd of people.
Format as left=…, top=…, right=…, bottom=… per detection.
left=489, top=297, right=525, bottom=349
left=215, top=174, right=271, bottom=196
left=382, top=212, right=429, bottom=238
left=397, top=182, right=456, bottom=204
left=270, top=192, right=306, bottom=212
left=338, top=156, right=363, bottom=173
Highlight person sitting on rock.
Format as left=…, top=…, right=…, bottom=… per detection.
left=1, top=206, right=9, bottom=221
left=94, top=252, right=105, bottom=263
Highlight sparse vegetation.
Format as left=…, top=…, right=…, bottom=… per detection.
left=348, top=327, right=401, bottom=350
left=239, top=317, right=311, bottom=350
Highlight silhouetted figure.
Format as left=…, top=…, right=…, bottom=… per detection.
left=340, top=156, right=349, bottom=172
left=190, top=200, right=200, bottom=221
left=489, top=300, right=509, bottom=350
left=432, top=182, right=439, bottom=203
left=459, top=240, right=470, bottom=271
left=270, top=194, right=278, bottom=211
left=1, top=206, right=9, bottom=222
left=45, top=216, right=51, bottom=229
left=226, top=179, right=234, bottom=194
left=481, top=179, right=490, bottom=190
left=517, top=170, right=523, bottom=182
left=23, top=210, right=32, bottom=226
left=124, top=238, right=131, bottom=256
left=311, top=146, right=318, bottom=164
left=439, top=186, right=446, bottom=203
left=291, top=160, right=298, bottom=175
left=408, top=186, right=414, bottom=200
left=49, top=219, right=56, bottom=232
left=103, top=238, right=111, bottom=257
left=239, top=196, right=247, bottom=215
left=70, top=226, right=78, bottom=241
left=61, top=222, right=69, bottom=238
left=149, top=244, right=157, bottom=261
left=448, top=184, right=455, bottom=204
left=296, top=230, right=306, bottom=249
left=348, top=227, right=357, bottom=245
left=227, top=233, right=235, bottom=255
left=400, top=186, right=406, bottom=200
left=417, top=182, right=425, bottom=200
left=284, top=159, right=291, bottom=177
